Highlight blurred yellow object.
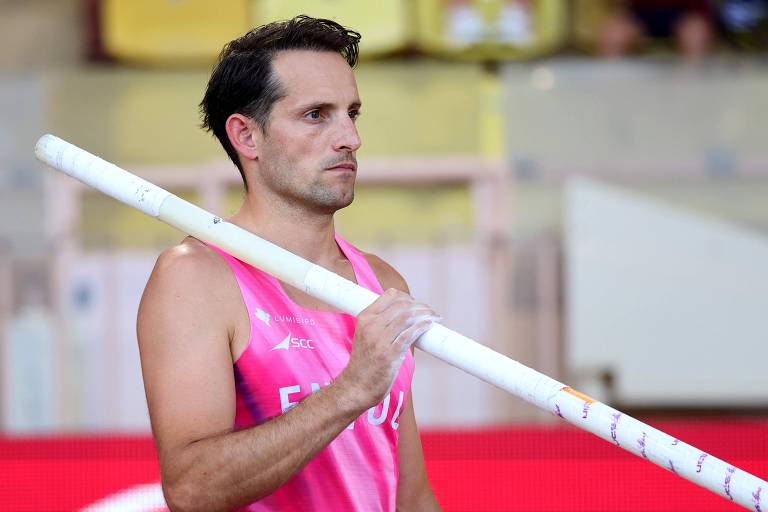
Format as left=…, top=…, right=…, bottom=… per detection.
left=80, top=189, right=200, bottom=249
left=112, top=72, right=221, bottom=163
left=48, top=61, right=499, bottom=166
left=101, top=0, right=250, bottom=65
left=352, top=62, right=503, bottom=157
left=336, top=184, right=474, bottom=245
left=250, top=0, right=412, bottom=57
left=415, top=0, right=567, bottom=60
left=571, top=0, right=623, bottom=52
left=50, top=69, right=222, bottom=164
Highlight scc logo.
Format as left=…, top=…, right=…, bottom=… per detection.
left=271, top=332, right=315, bottom=351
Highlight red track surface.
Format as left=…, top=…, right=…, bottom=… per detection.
left=1, top=419, right=766, bottom=511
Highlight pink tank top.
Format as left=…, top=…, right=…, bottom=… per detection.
left=209, top=235, right=414, bottom=511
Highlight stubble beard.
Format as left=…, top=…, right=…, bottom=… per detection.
left=261, top=155, right=355, bottom=216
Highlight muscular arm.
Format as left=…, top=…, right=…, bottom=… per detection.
left=366, top=254, right=442, bottom=511
left=138, top=241, right=435, bottom=512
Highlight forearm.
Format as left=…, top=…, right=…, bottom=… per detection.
left=162, top=378, right=364, bottom=512
left=397, top=472, right=442, bottom=512
left=398, top=489, right=442, bottom=512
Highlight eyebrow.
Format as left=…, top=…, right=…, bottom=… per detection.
left=295, top=100, right=362, bottom=113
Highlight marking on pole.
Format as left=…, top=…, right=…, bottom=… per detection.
left=637, top=432, right=648, bottom=459
left=725, top=466, right=736, bottom=501
left=696, top=453, right=708, bottom=473
left=610, top=413, right=622, bottom=447
left=561, top=386, right=595, bottom=404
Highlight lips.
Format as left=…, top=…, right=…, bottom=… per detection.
left=326, top=162, right=357, bottom=172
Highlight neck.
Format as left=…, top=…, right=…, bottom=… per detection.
left=228, top=191, right=343, bottom=267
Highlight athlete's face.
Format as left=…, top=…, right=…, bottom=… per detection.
left=255, top=50, right=362, bottom=214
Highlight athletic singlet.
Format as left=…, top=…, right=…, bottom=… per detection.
left=208, top=235, right=414, bottom=512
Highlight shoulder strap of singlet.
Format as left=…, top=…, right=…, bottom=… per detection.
left=205, top=243, right=254, bottom=286
left=205, top=237, right=385, bottom=296
left=334, top=234, right=385, bottom=295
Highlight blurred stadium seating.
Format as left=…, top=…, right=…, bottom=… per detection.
left=100, top=0, right=250, bottom=64
left=415, top=0, right=568, bottom=59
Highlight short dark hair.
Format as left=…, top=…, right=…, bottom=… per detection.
left=200, top=15, right=361, bottom=189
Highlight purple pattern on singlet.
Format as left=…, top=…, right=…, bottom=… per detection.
left=209, top=235, right=414, bottom=512
left=233, top=365, right=263, bottom=423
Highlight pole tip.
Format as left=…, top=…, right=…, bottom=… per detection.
left=34, top=134, right=62, bottom=165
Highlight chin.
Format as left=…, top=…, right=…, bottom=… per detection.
left=339, top=188, right=354, bottom=205
left=307, top=183, right=353, bottom=209
left=327, top=193, right=355, bottom=213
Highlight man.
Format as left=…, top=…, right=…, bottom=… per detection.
left=137, top=15, right=442, bottom=512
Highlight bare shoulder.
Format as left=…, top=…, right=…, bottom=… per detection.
left=362, top=252, right=410, bottom=294
left=152, top=237, right=230, bottom=282
left=138, top=237, right=241, bottom=335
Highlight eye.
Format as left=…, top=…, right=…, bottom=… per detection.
left=348, top=109, right=360, bottom=121
left=305, top=109, right=321, bottom=120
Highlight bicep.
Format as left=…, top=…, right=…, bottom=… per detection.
left=137, top=253, right=237, bottom=463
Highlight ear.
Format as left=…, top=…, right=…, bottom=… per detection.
left=225, top=113, right=261, bottom=163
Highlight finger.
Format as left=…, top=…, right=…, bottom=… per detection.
left=360, top=288, right=405, bottom=316
left=375, top=298, right=419, bottom=328
left=378, top=309, right=441, bottom=348
left=402, top=302, right=441, bottom=321
left=407, top=305, right=441, bottom=323
left=392, top=317, right=435, bottom=352
left=384, top=304, right=441, bottom=330
left=356, top=298, right=418, bottom=344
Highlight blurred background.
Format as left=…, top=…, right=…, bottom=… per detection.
left=1, top=0, right=767, bottom=510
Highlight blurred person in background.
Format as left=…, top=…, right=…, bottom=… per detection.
left=716, top=0, right=768, bottom=51
left=594, top=0, right=716, bottom=60
left=136, top=15, right=441, bottom=512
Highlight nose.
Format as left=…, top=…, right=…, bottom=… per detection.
left=332, top=115, right=361, bottom=153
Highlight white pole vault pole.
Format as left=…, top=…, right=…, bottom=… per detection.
left=35, top=134, right=767, bottom=511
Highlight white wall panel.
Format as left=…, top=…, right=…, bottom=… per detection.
left=566, top=177, right=768, bottom=406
